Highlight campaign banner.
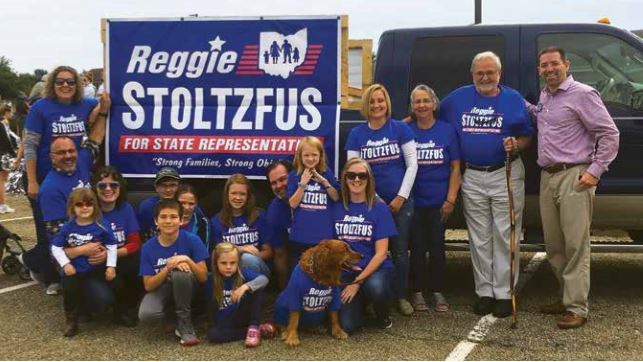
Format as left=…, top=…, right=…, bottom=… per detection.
left=106, top=16, right=340, bottom=178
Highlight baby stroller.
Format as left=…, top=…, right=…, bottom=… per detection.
left=0, top=222, right=31, bottom=280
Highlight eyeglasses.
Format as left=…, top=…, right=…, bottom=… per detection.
left=96, top=181, right=120, bottom=190
left=345, top=172, right=368, bottom=181
left=473, top=70, right=498, bottom=78
left=51, top=148, right=76, bottom=156
left=54, top=78, right=77, bottom=86
left=74, top=201, right=93, bottom=208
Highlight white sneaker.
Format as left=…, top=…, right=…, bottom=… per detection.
left=2, top=204, right=15, bottom=213
left=0, top=204, right=6, bottom=213
left=46, top=283, right=62, bottom=295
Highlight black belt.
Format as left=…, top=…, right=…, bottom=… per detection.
left=543, top=163, right=587, bottom=174
left=466, top=155, right=518, bottom=172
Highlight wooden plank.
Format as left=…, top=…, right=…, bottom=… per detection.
left=340, top=15, right=349, bottom=109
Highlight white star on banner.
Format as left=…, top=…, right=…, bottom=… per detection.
left=209, top=36, right=226, bottom=51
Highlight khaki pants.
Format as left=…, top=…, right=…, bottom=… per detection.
left=462, top=158, right=524, bottom=300
left=540, top=166, right=594, bottom=317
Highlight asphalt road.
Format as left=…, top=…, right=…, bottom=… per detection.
left=1, top=194, right=642, bottom=360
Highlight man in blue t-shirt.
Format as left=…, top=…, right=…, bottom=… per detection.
left=21, top=98, right=107, bottom=295
left=440, top=51, right=533, bottom=319
left=265, top=160, right=292, bottom=289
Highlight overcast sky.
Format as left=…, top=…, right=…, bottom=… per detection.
left=1, top=0, right=640, bottom=74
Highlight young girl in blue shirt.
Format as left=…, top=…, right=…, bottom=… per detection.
left=50, top=188, right=117, bottom=337
left=207, top=242, right=275, bottom=347
left=287, top=136, right=340, bottom=270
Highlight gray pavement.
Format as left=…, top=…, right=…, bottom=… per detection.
left=1, top=195, right=642, bottom=360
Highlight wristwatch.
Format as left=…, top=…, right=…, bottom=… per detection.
left=298, top=182, right=307, bottom=189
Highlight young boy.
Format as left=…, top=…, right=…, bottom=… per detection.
left=137, top=167, right=181, bottom=240
left=138, top=199, right=209, bottom=346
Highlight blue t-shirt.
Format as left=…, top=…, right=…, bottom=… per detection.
left=139, top=230, right=209, bottom=276
left=287, top=169, right=339, bottom=245
left=332, top=201, right=396, bottom=270
left=211, top=211, right=268, bottom=248
left=265, top=197, right=291, bottom=249
left=38, top=148, right=93, bottom=223
left=51, top=219, right=116, bottom=273
left=440, top=85, right=533, bottom=166
left=137, top=195, right=160, bottom=239
left=345, top=119, right=415, bottom=203
left=409, top=120, right=461, bottom=208
left=25, top=97, right=98, bottom=179
left=273, top=265, right=341, bottom=327
left=205, top=268, right=262, bottom=322
left=102, top=202, right=140, bottom=248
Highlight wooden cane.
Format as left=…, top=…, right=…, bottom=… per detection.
left=505, top=150, right=518, bottom=328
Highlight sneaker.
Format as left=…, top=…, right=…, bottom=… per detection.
left=398, top=298, right=414, bottom=316
left=244, top=326, right=261, bottom=347
left=174, top=328, right=199, bottom=346
left=473, top=296, right=495, bottom=315
left=259, top=322, right=276, bottom=339
left=433, top=292, right=450, bottom=313
left=46, top=283, right=62, bottom=295
left=411, top=292, right=429, bottom=312
left=492, top=299, right=513, bottom=318
left=0, top=204, right=14, bottom=213
left=376, top=316, right=393, bottom=329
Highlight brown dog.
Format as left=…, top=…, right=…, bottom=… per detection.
left=279, top=239, right=361, bottom=347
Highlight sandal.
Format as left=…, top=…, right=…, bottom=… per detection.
left=433, top=292, right=449, bottom=312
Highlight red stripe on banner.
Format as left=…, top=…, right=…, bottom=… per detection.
left=237, top=67, right=260, bottom=71
left=307, top=50, right=322, bottom=55
left=118, top=135, right=324, bottom=155
left=245, top=45, right=259, bottom=49
left=240, top=57, right=258, bottom=61
left=308, top=44, right=323, bottom=49
left=238, top=60, right=258, bottom=65
left=294, top=71, right=314, bottom=75
left=295, top=65, right=316, bottom=70
left=305, top=55, right=320, bottom=60
left=236, top=71, right=265, bottom=75
left=242, top=51, right=259, bottom=56
left=302, top=60, right=318, bottom=65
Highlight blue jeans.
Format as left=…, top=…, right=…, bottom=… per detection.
left=340, top=268, right=392, bottom=333
left=390, top=197, right=414, bottom=299
left=241, top=253, right=271, bottom=277
left=410, top=207, right=446, bottom=292
left=21, top=171, right=59, bottom=285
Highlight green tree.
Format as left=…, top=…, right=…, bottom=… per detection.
left=0, top=56, right=39, bottom=101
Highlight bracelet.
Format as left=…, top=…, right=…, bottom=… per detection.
left=98, top=112, right=108, bottom=118
left=324, top=184, right=332, bottom=189
left=298, top=182, right=307, bottom=189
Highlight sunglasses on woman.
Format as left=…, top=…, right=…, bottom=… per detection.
left=96, top=181, right=120, bottom=190
left=74, top=201, right=94, bottom=208
left=345, top=172, right=368, bottom=181
left=54, top=78, right=76, bottom=86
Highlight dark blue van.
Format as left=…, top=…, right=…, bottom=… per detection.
left=356, top=22, right=643, bottom=250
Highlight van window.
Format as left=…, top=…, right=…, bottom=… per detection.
left=538, top=33, right=643, bottom=112
left=409, top=35, right=505, bottom=101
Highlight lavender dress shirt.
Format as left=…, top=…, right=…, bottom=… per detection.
left=533, top=75, right=619, bottom=179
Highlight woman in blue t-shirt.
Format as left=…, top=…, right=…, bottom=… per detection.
left=334, top=158, right=397, bottom=331
left=92, top=166, right=142, bottom=325
left=21, top=65, right=110, bottom=294
left=212, top=174, right=273, bottom=276
left=407, top=85, right=461, bottom=313
left=345, top=84, right=418, bottom=315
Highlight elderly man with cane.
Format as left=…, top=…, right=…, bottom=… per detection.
left=440, top=51, right=533, bottom=318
